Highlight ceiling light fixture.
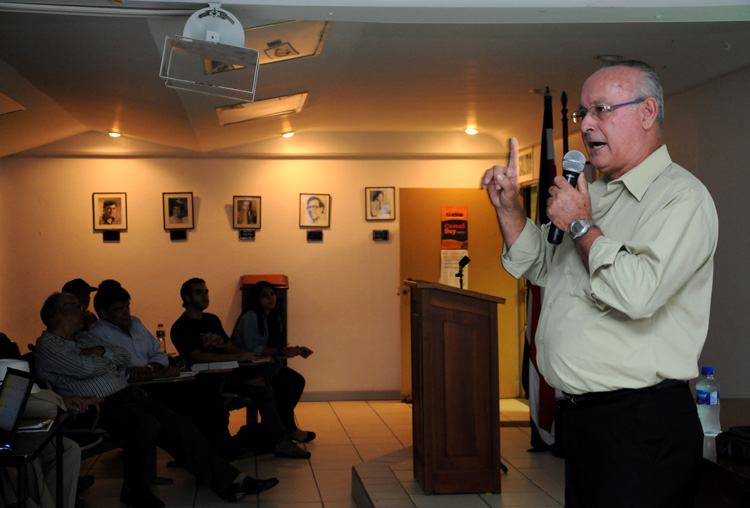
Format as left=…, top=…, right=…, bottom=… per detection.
left=108, top=131, right=121, bottom=138
left=465, top=128, right=478, bottom=135
left=159, top=3, right=260, bottom=102
left=282, top=132, right=294, bottom=138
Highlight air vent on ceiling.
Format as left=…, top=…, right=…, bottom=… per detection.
left=216, top=93, right=307, bottom=126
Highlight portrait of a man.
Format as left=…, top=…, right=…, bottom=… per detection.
left=300, top=194, right=330, bottom=227
left=100, top=199, right=121, bottom=225
left=93, top=193, right=127, bottom=230
left=233, top=196, right=261, bottom=229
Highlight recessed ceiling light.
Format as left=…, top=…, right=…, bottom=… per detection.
left=108, top=131, right=121, bottom=138
left=282, top=131, right=294, bottom=138
left=465, top=128, right=478, bottom=135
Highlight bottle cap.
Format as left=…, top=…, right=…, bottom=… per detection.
left=701, top=366, right=714, bottom=375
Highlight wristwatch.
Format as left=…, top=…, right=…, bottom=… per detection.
left=569, top=219, right=597, bottom=240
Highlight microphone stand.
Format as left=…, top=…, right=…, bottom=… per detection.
left=455, top=267, right=465, bottom=290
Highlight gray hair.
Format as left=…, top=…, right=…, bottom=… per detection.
left=600, top=60, right=664, bottom=127
left=40, top=292, right=70, bottom=327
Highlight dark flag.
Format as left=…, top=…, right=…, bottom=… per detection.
left=526, top=91, right=558, bottom=450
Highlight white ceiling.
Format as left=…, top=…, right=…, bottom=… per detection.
left=1, top=0, right=749, bottom=157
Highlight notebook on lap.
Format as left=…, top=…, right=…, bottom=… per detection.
left=0, top=367, right=35, bottom=452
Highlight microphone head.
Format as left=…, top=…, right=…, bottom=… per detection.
left=562, top=150, right=586, bottom=174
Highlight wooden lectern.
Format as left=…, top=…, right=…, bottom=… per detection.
left=405, top=280, right=505, bottom=495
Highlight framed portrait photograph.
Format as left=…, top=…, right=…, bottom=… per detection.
left=365, top=187, right=395, bottom=221
left=163, top=192, right=194, bottom=230
left=517, top=146, right=536, bottom=186
left=93, top=192, right=127, bottom=231
left=233, top=196, right=261, bottom=230
left=300, top=193, right=330, bottom=228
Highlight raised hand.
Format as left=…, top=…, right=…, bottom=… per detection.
left=481, top=137, right=521, bottom=211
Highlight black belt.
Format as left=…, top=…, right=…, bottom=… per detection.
left=563, top=379, right=686, bottom=406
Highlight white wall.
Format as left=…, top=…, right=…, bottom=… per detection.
left=3, top=64, right=749, bottom=400
left=0, top=140, right=507, bottom=398
left=663, top=65, right=750, bottom=398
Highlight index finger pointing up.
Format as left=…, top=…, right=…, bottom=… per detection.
left=507, top=137, right=519, bottom=179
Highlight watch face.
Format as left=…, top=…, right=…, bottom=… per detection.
left=571, top=220, right=593, bottom=239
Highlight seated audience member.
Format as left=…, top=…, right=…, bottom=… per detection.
left=234, top=281, right=315, bottom=443
left=89, top=280, right=178, bottom=383
left=61, top=279, right=98, bottom=331
left=171, top=278, right=310, bottom=459
left=0, top=333, right=20, bottom=358
left=0, top=358, right=89, bottom=508
left=33, top=292, right=279, bottom=508
left=89, top=280, right=238, bottom=458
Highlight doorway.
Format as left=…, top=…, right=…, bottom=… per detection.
left=398, top=188, right=523, bottom=400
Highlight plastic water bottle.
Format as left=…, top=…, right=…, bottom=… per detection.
left=696, top=366, right=721, bottom=435
left=156, top=324, right=167, bottom=353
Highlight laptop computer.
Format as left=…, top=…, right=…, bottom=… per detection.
left=0, top=367, right=35, bottom=452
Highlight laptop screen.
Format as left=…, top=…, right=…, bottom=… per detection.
left=0, top=367, right=34, bottom=450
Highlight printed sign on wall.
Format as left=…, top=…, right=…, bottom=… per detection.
left=441, top=206, right=468, bottom=249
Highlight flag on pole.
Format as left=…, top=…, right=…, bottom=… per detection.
left=526, top=90, right=558, bottom=450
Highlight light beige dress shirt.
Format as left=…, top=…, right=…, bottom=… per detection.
left=502, top=145, right=719, bottom=394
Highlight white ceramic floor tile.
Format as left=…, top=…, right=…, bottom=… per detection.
left=76, top=399, right=569, bottom=508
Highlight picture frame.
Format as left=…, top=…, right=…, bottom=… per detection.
left=517, top=146, right=536, bottom=186
left=163, top=192, right=194, bottom=230
left=365, top=187, right=395, bottom=221
left=300, top=193, right=330, bottom=228
left=93, top=192, right=127, bottom=231
left=233, top=196, right=261, bottom=230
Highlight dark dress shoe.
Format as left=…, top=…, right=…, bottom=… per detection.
left=120, top=484, right=166, bottom=508
left=225, top=476, right=279, bottom=501
left=293, top=431, right=316, bottom=443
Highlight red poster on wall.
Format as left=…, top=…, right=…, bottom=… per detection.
left=441, top=206, right=468, bottom=249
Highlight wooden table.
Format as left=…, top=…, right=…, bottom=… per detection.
left=0, top=414, right=68, bottom=508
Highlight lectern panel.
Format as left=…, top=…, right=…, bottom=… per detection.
left=408, top=280, right=502, bottom=495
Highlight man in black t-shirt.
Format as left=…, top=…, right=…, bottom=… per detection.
left=171, top=278, right=310, bottom=459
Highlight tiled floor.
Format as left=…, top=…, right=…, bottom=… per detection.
left=79, top=399, right=565, bottom=507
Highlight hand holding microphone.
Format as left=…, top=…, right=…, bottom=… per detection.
left=547, top=150, right=587, bottom=244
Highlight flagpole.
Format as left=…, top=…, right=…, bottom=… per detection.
left=561, top=91, right=569, bottom=155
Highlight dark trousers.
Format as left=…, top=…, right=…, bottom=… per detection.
left=271, top=366, right=305, bottom=433
left=563, top=381, right=703, bottom=508
left=227, top=363, right=287, bottom=442
left=98, top=387, right=240, bottom=497
left=144, top=377, right=233, bottom=454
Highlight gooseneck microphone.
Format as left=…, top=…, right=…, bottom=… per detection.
left=547, top=150, right=587, bottom=244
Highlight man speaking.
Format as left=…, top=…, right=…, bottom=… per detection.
left=482, top=61, right=718, bottom=507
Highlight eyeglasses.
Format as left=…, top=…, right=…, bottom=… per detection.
left=571, top=99, right=645, bottom=124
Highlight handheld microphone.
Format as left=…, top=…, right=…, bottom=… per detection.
left=547, top=150, right=587, bottom=244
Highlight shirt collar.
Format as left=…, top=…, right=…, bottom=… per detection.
left=612, top=144, right=671, bottom=201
